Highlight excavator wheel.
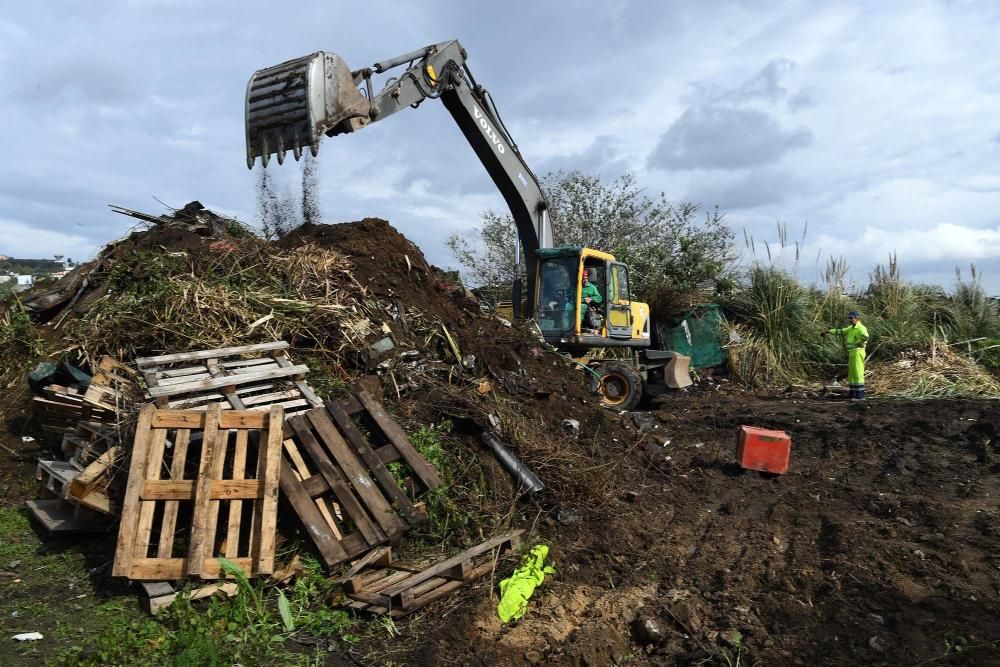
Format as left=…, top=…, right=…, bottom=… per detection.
left=590, top=360, right=643, bottom=411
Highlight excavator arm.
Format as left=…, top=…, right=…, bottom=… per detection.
left=245, top=40, right=553, bottom=314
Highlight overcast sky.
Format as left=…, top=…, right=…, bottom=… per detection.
left=3, top=1, right=1000, bottom=291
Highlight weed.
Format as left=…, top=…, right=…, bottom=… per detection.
left=0, top=297, right=46, bottom=388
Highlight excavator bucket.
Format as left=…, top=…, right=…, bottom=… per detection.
left=245, top=52, right=371, bottom=168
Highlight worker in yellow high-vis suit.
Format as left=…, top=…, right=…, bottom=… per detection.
left=822, top=310, right=869, bottom=400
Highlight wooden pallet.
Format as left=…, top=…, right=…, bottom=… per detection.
left=279, top=391, right=443, bottom=569
left=113, top=404, right=283, bottom=581
left=342, top=530, right=524, bottom=616
left=135, top=342, right=321, bottom=416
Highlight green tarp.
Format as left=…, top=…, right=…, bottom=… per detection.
left=656, top=304, right=726, bottom=369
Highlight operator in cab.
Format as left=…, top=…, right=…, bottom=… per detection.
left=580, top=268, right=602, bottom=329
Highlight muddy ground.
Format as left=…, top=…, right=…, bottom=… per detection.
left=373, top=391, right=1000, bottom=666
left=1, top=388, right=998, bottom=665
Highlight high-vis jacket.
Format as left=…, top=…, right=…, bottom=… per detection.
left=827, top=322, right=869, bottom=350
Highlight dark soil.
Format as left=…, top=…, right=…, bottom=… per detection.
left=364, top=392, right=1000, bottom=666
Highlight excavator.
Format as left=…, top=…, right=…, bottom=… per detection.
left=245, top=39, right=691, bottom=410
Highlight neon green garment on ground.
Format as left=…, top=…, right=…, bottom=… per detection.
left=827, top=321, right=869, bottom=385
left=580, top=282, right=602, bottom=321
left=497, top=545, right=556, bottom=623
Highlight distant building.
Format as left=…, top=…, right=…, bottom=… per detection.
left=17, top=275, right=33, bottom=286
left=0, top=275, right=11, bottom=283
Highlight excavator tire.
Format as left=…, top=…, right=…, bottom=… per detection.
left=590, top=360, right=643, bottom=411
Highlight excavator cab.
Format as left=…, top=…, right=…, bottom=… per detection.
left=535, top=247, right=651, bottom=353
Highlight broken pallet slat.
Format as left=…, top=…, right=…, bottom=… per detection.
left=113, top=405, right=283, bottom=581
left=344, top=529, right=525, bottom=615
left=355, top=389, right=442, bottom=490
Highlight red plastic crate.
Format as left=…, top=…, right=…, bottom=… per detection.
left=736, top=426, right=791, bottom=474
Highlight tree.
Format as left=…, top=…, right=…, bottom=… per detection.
left=445, top=171, right=736, bottom=306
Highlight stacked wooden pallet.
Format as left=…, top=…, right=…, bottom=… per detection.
left=28, top=364, right=132, bottom=532
left=33, top=384, right=116, bottom=438
left=135, top=342, right=322, bottom=415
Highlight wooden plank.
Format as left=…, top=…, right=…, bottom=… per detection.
left=197, top=413, right=231, bottom=578
left=151, top=411, right=268, bottom=430
left=135, top=426, right=169, bottom=559
left=306, top=408, right=405, bottom=537
left=380, top=530, right=524, bottom=598
left=221, top=357, right=281, bottom=369
left=157, top=365, right=211, bottom=378
left=333, top=547, right=392, bottom=585
left=186, top=404, right=223, bottom=577
left=289, top=413, right=386, bottom=545
left=356, top=389, right=442, bottom=489
left=69, top=446, right=120, bottom=499
left=147, top=364, right=309, bottom=398
left=326, top=400, right=422, bottom=524
left=278, top=461, right=349, bottom=566
left=136, top=341, right=290, bottom=367
left=274, top=352, right=323, bottom=408
left=242, top=389, right=300, bottom=406
left=113, top=405, right=157, bottom=577
left=301, top=473, right=329, bottom=498
left=254, top=405, right=283, bottom=575
left=157, top=429, right=190, bottom=558
left=129, top=557, right=253, bottom=581
left=337, top=396, right=364, bottom=416
left=225, top=429, right=249, bottom=558
left=141, top=479, right=265, bottom=500
left=284, top=438, right=342, bottom=539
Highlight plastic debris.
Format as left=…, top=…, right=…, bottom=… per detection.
left=12, top=632, right=43, bottom=641
left=497, top=544, right=556, bottom=623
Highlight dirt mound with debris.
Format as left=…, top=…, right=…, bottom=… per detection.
left=386, top=391, right=1000, bottom=666
left=280, top=218, right=439, bottom=303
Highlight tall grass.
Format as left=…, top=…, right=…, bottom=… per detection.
left=723, top=251, right=1000, bottom=394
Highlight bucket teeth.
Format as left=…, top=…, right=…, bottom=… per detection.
left=310, top=142, right=319, bottom=158
left=293, top=142, right=302, bottom=161
left=246, top=156, right=255, bottom=170
left=276, top=137, right=286, bottom=165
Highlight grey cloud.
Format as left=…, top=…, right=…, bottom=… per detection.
left=537, top=135, right=630, bottom=179
left=733, top=59, right=794, bottom=103
left=648, top=106, right=813, bottom=170
left=684, top=169, right=800, bottom=210
left=787, top=88, right=816, bottom=111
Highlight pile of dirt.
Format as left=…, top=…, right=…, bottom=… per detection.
left=380, top=391, right=1000, bottom=666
